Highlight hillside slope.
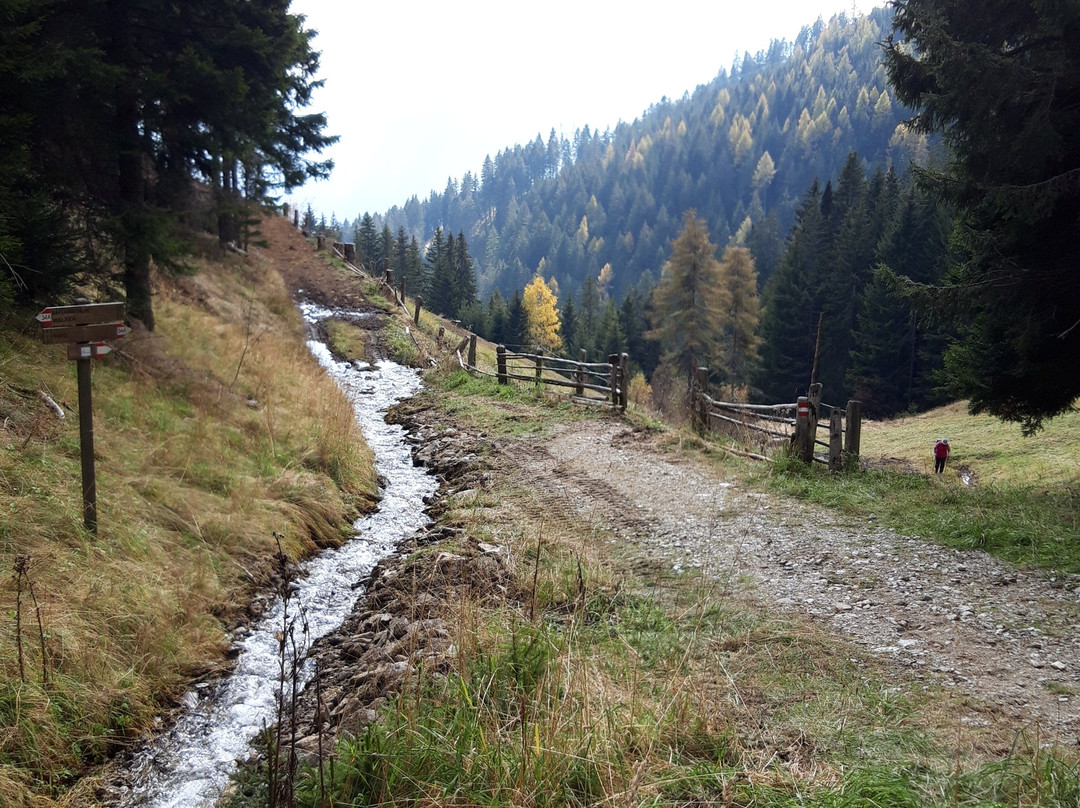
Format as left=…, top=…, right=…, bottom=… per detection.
left=0, top=214, right=383, bottom=805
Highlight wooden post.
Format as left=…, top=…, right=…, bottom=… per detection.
left=793, top=396, right=812, bottom=464
left=316, top=235, right=325, bottom=251
left=828, top=408, right=843, bottom=471
left=535, top=353, right=543, bottom=386
left=619, top=353, right=629, bottom=411
left=344, top=243, right=357, bottom=263
left=576, top=348, right=586, bottom=396
left=467, top=334, right=477, bottom=367
left=807, top=382, right=822, bottom=435
left=293, top=209, right=299, bottom=228
left=497, top=345, right=507, bottom=385
left=437, top=325, right=445, bottom=347
left=413, top=296, right=422, bottom=325
left=399, top=277, right=406, bottom=305
left=609, top=355, right=620, bottom=407
left=694, top=366, right=710, bottom=431
left=385, top=268, right=394, bottom=289
left=77, top=356, right=97, bottom=534
left=844, top=399, right=862, bottom=465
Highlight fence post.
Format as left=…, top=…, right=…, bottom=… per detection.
left=844, top=399, right=862, bottom=466
left=609, top=355, right=619, bottom=407
left=468, top=334, right=477, bottom=367
left=399, top=277, right=406, bottom=305
left=807, top=382, right=822, bottom=437
left=535, top=352, right=543, bottom=386
left=344, top=243, right=357, bottom=263
left=828, top=409, right=843, bottom=471
left=576, top=349, right=586, bottom=396
left=316, top=235, right=325, bottom=251
left=385, top=268, right=394, bottom=289
left=619, top=353, right=629, bottom=411
left=793, top=396, right=812, bottom=464
left=413, top=296, right=422, bottom=325
left=694, top=366, right=710, bottom=431
left=497, top=345, right=507, bottom=385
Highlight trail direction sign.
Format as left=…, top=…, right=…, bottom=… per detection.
left=36, top=302, right=126, bottom=328
left=41, top=321, right=131, bottom=345
left=37, top=299, right=127, bottom=535
left=67, top=342, right=113, bottom=360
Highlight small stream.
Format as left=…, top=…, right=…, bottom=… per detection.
left=112, top=302, right=437, bottom=807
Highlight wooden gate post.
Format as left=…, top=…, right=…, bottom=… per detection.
left=793, top=396, right=812, bottom=464
left=535, top=353, right=544, bottom=386
left=467, top=334, right=477, bottom=367
left=844, top=399, right=862, bottom=465
left=576, top=349, right=586, bottom=396
left=496, top=345, right=507, bottom=384
left=619, top=353, right=629, bottom=411
left=608, top=355, right=619, bottom=407
left=413, top=296, right=422, bottom=325
left=828, top=408, right=844, bottom=471
left=694, top=366, right=710, bottom=431
left=807, top=382, right=822, bottom=436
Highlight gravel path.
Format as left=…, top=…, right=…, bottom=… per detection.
left=514, top=418, right=1080, bottom=747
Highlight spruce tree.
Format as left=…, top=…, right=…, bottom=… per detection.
left=886, top=0, right=1080, bottom=431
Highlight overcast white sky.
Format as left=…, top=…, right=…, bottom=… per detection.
left=286, top=0, right=885, bottom=221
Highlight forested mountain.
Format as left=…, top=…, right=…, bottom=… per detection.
left=350, top=8, right=927, bottom=306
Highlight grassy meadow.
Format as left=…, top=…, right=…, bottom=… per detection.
left=764, top=402, right=1080, bottom=572
left=0, top=232, right=377, bottom=805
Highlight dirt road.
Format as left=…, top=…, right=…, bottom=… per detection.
left=508, top=418, right=1080, bottom=747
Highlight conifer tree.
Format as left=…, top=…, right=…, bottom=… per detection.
left=755, top=181, right=828, bottom=402
left=717, top=246, right=760, bottom=398
left=885, top=0, right=1080, bottom=431
left=452, top=232, right=478, bottom=316
left=647, top=210, right=730, bottom=392
left=355, top=213, right=380, bottom=272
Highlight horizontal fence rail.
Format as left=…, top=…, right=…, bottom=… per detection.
left=457, top=341, right=628, bottom=411
left=692, top=372, right=861, bottom=469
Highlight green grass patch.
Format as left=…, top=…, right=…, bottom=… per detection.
left=761, top=456, right=1080, bottom=572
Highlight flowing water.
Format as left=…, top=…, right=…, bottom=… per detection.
left=111, top=302, right=437, bottom=807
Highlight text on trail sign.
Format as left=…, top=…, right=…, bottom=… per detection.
left=36, top=302, right=126, bottom=327
left=41, top=321, right=131, bottom=346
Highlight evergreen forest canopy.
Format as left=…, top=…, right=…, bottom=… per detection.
left=0, top=0, right=335, bottom=328
left=345, top=8, right=922, bottom=306
left=326, top=2, right=1079, bottom=430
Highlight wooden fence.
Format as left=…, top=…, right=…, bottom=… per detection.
left=691, top=371, right=861, bottom=469
left=456, top=341, right=629, bottom=410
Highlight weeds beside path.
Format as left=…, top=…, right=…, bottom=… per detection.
left=512, top=417, right=1080, bottom=748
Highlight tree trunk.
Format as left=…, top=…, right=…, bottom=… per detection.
left=116, top=90, right=154, bottom=331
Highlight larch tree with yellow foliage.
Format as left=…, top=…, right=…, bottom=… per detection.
left=717, top=246, right=760, bottom=399
left=647, top=210, right=730, bottom=393
left=522, top=274, right=563, bottom=353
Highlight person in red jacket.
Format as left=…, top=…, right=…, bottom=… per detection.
left=933, top=438, right=950, bottom=474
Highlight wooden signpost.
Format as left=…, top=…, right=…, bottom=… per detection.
left=37, top=301, right=128, bottom=534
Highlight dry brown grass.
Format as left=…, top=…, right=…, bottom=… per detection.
left=0, top=226, right=377, bottom=804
